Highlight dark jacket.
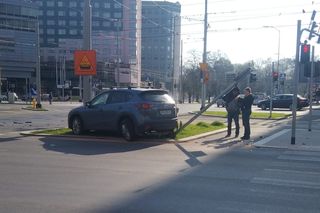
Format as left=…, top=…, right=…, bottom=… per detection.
left=226, top=99, right=240, bottom=114
left=238, top=94, right=254, bottom=110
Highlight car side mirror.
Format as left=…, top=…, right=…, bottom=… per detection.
left=85, top=101, right=91, bottom=107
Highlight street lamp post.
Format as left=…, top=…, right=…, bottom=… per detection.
left=264, top=26, right=280, bottom=93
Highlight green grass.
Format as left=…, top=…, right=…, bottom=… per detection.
left=194, top=111, right=291, bottom=119
left=32, top=128, right=72, bottom=135
left=175, top=121, right=226, bottom=140
left=25, top=106, right=47, bottom=110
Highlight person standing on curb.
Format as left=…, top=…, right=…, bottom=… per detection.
left=49, top=92, right=53, bottom=105
left=225, top=98, right=240, bottom=138
left=236, top=87, right=254, bottom=140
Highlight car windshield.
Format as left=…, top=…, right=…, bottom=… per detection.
left=140, top=91, right=175, bottom=103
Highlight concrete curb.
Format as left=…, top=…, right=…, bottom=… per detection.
left=21, top=107, right=49, bottom=111
left=187, top=111, right=290, bottom=120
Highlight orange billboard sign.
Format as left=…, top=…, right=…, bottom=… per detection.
left=74, top=50, right=96, bottom=75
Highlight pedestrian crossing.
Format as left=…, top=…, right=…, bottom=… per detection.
left=251, top=150, right=320, bottom=189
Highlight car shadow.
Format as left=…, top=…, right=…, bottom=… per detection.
left=39, top=136, right=160, bottom=156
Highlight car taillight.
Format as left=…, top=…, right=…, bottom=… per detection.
left=135, top=103, right=154, bottom=109
left=299, top=100, right=305, bottom=103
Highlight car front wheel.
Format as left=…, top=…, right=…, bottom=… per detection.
left=120, top=119, right=136, bottom=142
left=261, top=104, right=267, bottom=110
left=72, top=116, right=83, bottom=135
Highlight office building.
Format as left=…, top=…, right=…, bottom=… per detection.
left=141, top=1, right=181, bottom=90
left=0, top=0, right=38, bottom=97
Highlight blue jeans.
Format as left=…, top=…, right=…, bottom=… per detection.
left=227, top=112, right=239, bottom=135
left=242, top=109, right=252, bottom=137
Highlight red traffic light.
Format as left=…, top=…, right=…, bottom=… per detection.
left=303, top=45, right=309, bottom=53
left=274, top=73, right=278, bottom=76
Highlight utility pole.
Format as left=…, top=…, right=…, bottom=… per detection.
left=270, top=62, right=274, bottom=118
left=83, top=0, right=92, bottom=104
left=116, top=20, right=120, bottom=88
left=308, top=46, right=314, bottom=131
left=179, top=40, right=183, bottom=103
left=201, top=0, right=208, bottom=110
left=36, top=21, right=41, bottom=108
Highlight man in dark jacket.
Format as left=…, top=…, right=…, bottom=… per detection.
left=236, top=87, right=254, bottom=140
left=225, top=98, right=240, bottom=138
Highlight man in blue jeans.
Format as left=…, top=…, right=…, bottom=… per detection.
left=236, top=87, right=254, bottom=140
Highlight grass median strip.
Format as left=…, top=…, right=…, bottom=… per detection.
left=31, top=121, right=227, bottom=140
left=193, top=111, right=291, bottom=119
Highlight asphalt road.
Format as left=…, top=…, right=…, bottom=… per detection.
left=0, top=132, right=319, bottom=213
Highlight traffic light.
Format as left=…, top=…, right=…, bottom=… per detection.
left=300, top=44, right=310, bottom=64
left=280, top=80, right=284, bottom=86
left=159, top=83, right=163, bottom=88
left=304, top=61, right=320, bottom=78
left=249, top=73, right=257, bottom=83
left=222, top=86, right=240, bottom=103
left=315, top=61, right=320, bottom=77
left=273, top=72, right=278, bottom=82
left=304, top=62, right=311, bottom=78
left=308, top=21, right=318, bottom=40
left=275, top=84, right=278, bottom=89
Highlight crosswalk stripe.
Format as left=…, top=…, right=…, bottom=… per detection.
left=251, top=177, right=320, bottom=189
left=278, top=155, right=320, bottom=162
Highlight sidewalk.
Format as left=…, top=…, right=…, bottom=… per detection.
left=252, top=129, right=320, bottom=152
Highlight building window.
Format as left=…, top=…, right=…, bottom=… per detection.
left=47, top=11, right=54, bottom=16
left=114, top=3, right=122, bottom=8
left=129, top=22, right=136, bottom=29
left=129, top=59, right=137, bottom=65
left=114, top=40, right=121, bottom=46
left=58, top=11, right=65, bottom=16
left=93, top=21, right=99, bottom=26
left=103, top=12, right=110, bottom=18
left=103, top=21, right=110, bottom=27
left=114, top=12, right=121, bottom=18
left=129, top=4, right=137, bottom=10
left=93, top=39, right=99, bottom=45
left=69, top=20, right=77, bottom=26
left=103, top=3, right=110, bottom=8
left=47, top=20, right=54, bottom=25
left=103, top=40, right=110, bottom=45
left=69, top=2, right=77, bottom=7
left=47, top=1, right=54, bottom=7
left=59, top=39, right=66, bottom=44
left=129, top=13, right=136, bottom=20
left=114, top=22, right=121, bottom=28
left=69, top=11, right=77, bottom=16
left=154, top=46, right=158, bottom=51
left=58, top=20, right=65, bottom=25
left=70, top=29, right=77, bottom=35
left=57, top=1, right=63, bottom=7
left=35, top=1, right=43, bottom=6
left=39, top=20, right=43, bottom=25
left=114, top=49, right=121, bottom=55
left=58, top=29, right=66, bottom=35
left=38, top=10, right=43, bottom=16
left=59, top=49, right=66, bottom=53
left=93, top=12, right=99, bottom=17
left=103, top=48, right=110, bottom=54
left=167, top=46, right=171, bottom=51
left=47, top=38, right=55, bottom=44
left=129, top=41, right=136, bottom=47
left=94, top=3, right=99, bottom=8
left=129, top=32, right=136, bottom=38
left=47, top=29, right=54, bottom=34
left=147, top=46, right=151, bottom=51
left=39, top=29, right=43, bottom=34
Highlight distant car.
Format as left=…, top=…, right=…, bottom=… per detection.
left=257, top=94, right=309, bottom=110
left=216, top=99, right=225, bottom=107
left=41, top=94, right=50, bottom=101
left=68, top=88, right=178, bottom=141
left=1, top=94, right=7, bottom=101
left=21, top=95, right=33, bottom=101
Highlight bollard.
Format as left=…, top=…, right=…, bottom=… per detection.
left=33, top=98, right=36, bottom=109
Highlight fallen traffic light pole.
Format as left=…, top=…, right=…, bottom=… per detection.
left=173, top=67, right=253, bottom=137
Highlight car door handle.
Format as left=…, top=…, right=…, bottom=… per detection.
left=118, top=106, right=123, bottom=110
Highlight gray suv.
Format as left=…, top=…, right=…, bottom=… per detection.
left=68, top=88, right=178, bottom=141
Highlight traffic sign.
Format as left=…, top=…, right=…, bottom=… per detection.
left=199, top=63, right=208, bottom=72
left=145, top=76, right=151, bottom=82
left=30, top=87, right=37, bottom=95
left=279, top=73, right=286, bottom=80
left=74, top=50, right=96, bottom=75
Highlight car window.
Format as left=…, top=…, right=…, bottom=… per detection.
left=284, top=95, right=293, bottom=100
left=273, top=96, right=280, bottom=100
left=109, top=91, right=126, bottom=104
left=125, top=92, right=133, bottom=102
left=140, top=91, right=175, bottom=103
left=91, top=92, right=110, bottom=106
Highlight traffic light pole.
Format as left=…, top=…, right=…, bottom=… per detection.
left=270, top=62, right=274, bottom=118
left=174, top=67, right=252, bottom=137
left=308, top=46, right=315, bottom=131
left=200, top=0, right=208, bottom=110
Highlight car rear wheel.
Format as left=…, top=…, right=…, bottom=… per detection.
left=261, top=104, right=267, bottom=110
left=72, top=116, right=83, bottom=135
left=120, top=119, right=136, bottom=142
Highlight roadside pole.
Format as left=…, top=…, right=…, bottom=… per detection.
left=200, top=0, right=208, bottom=110
left=308, top=46, right=314, bottom=131
left=82, top=0, right=92, bottom=104
left=35, top=21, right=42, bottom=108
left=291, top=20, right=301, bottom=145
left=270, top=62, right=274, bottom=118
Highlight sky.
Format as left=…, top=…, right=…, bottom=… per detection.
left=177, top=0, right=320, bottom=64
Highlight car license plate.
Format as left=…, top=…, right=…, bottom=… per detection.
left=160, top=110, right=171, bottom=115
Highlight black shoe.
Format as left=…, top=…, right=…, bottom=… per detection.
left=225, top=134, right=231, bottom=138
left=235, top=134, right=239, bottom=138
left=240, top=136, right=250, bottom=140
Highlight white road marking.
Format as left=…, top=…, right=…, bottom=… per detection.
left=252, top=129, right=291, bottom=146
